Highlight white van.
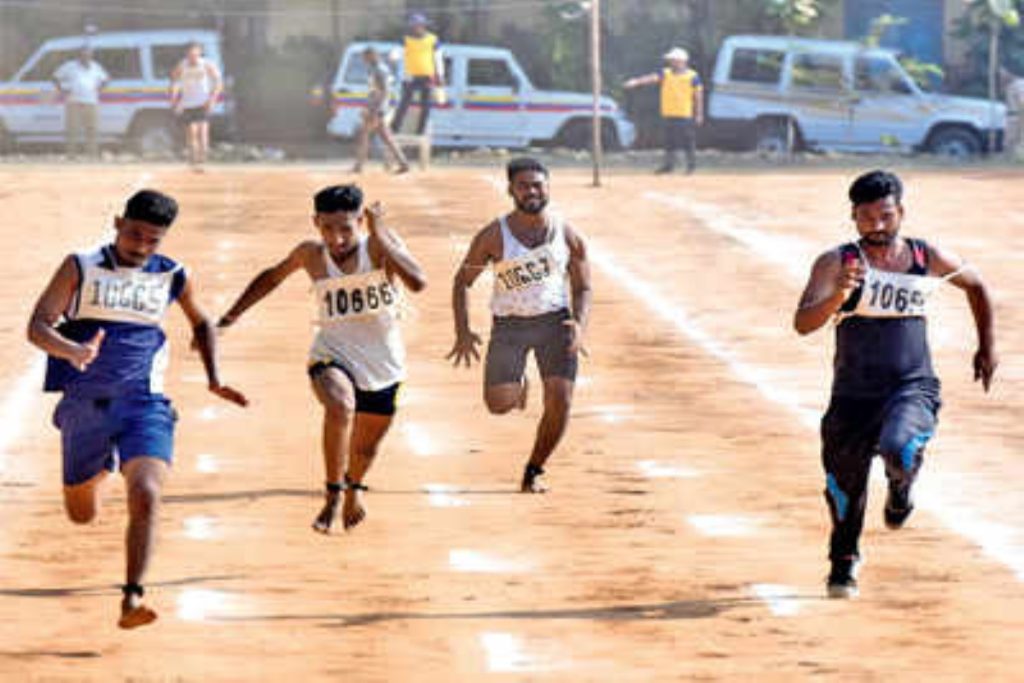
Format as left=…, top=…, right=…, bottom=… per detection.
left=324, top=41, right=635, bottom=149
left=0, top=29, right=231, bottom=155
left=707, top=35, right=1006, bottom=158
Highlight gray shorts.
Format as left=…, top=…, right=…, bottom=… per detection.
left=485, top=309, right=578, bottom=386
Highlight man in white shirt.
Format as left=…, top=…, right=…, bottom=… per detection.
left=1001, top=67, right=1024, bottom=154
left=52, top=48, right=109, bottom=158
left=170, top=42, right=223, bottom=171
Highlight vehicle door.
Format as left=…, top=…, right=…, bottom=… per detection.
left=92, top=45, right=146, bottom=138
left=456, top=54, right=526, bottom=142
left=849, top=54, right=928, bottom=150
left=785, top=50, right=853, bottom=148
left=5, top=47, right=78, bottom=139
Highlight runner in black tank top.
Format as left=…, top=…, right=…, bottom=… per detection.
left=793, top=170, right=997, bottom=599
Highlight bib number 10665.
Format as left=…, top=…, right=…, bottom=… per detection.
left=323, top=281, right=395, bottom=318
left=867, top=280, right=925, bottom=313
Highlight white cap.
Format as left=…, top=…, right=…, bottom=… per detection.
left=664, top=47, right=689, bottom=62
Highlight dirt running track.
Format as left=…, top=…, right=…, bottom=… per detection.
left=0, top=163, right=1021, bottom=681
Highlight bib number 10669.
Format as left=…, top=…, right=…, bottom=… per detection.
left=323, top=281, right=395, bottom=318
left=867, top=280, right=925, bottom=313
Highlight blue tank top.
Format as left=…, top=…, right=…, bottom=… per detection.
left=44, top=245, right=187, bottom=398
left=832, top=238, right=938, bottom=398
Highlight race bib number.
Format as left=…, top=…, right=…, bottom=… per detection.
left=77, top=267, right=174, bottom=325
left=493, top=247, right=558, bottom=293
left=855, top=269, right=939, bottom=318
left=315, top=270, right=398, bottom=324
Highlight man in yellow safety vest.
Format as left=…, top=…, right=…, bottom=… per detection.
left=390, top=12, right=445, bottom=135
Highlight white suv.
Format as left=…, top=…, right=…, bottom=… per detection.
left=323, top=41, right=635, bottom=149
left=0, top=29, right=231, bottom=155
left=707, top=35, right=1006, bottom=158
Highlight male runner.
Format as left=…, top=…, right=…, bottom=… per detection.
left=217, top=185, right=426, bottom=532
left=794, top=170, right=997, bottom=598
left=27, top=189, right=247, bottom=628
left=448, top=157, right=592, bottom=493
left=170, top=42, right=223, bottom=171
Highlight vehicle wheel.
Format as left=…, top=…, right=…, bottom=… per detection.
left=556, top=120, right=591, bottom=149
left=755, top=119, right=795, bottom=159
left=131, top=117, right=177, bottom=157
left=928, top=127, right=981, bottom=159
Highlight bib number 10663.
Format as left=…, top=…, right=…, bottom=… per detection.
left=323, top=281, right=395, bottom=319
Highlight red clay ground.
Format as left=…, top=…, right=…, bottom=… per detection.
left=0, top=163, right=1021, bottom=681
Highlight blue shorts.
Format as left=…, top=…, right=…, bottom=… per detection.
left=53, top=394, right=177, bottom=486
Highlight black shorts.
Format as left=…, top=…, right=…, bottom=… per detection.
left=485, top=309, right=578, bottom=386
left=307, top=360, right=401, bottom=416
left=180, top=107, right=209, bottom=125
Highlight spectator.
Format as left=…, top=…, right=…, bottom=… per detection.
left=170, top=42, right=223, bottom=171
left=353, top=47, right=410, bottom=174
left=391, top=12, right=445, bottom=135
left=1000, top=67, right=1024, bottom=154
left=52, top=47, right=109, bottom=159
left=624, top=47, right=704, bottom=174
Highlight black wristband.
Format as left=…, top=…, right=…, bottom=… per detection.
left=121, top=582, right=144, bottom=597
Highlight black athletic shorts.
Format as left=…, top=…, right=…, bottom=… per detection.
left=485, top=309, right=578, bottom=386
left=180, top=107, right=209, bottom=125
left=307, top=360, right=401, bottom=416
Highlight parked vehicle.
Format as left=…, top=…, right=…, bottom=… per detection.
left=324, top=41, right=635, bottom=149
left=706, top=35, right=1006, bottom=158
left=0, top=29, right=232, bottom=155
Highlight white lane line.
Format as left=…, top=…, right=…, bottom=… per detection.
left=422, top=483, right=470, bottom=508
left=195, top=453, right=220, bottom=473
left=176, top=589, right=230, bottom=621
left=0, top=357, right=45, bottom=475
left=449, top=549, right=530, bottom=573
left=636, top=460, right=700, bottom=479
left=198, top=406, right=220, bottom=421
left=402, top=422, right=438, bottom=457
left=750, top=584, right=802, bottom=617
left=479, top=632, right=544, bottom=673
left=688, top=514, right=760, bottom=538
left=182, top=515, right=217, bottom=540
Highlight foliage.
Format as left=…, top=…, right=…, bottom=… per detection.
left=950, top=0, right=1024, bottom=95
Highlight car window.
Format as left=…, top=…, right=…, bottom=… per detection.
left=93, top=48, right=142, bottom=80
left=728, top=48, right=784, bottom=84
left=21, top=49, right=79, bottom=81
left=791, top=52, right=845, bottom=91
left=855, top=56, right=911, bottom=94
left=468, top=58, right=518, bottom=88
left=342, top=55, right=370, bottom=85
left=152, top=44, right=190, bottom=80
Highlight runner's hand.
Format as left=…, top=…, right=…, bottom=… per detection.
left=365, top=201, right=385, bottom=235
left=70, top=328, right=105, bottom=371
left=446, top=331, right=482, bottom=367
left=973, top=345, right=998, bottom=392
left=209, top=383, right=248, bottom=407
left=564, top=319, right=587, bottom=357
left=836, top=255, right=865, bottom=300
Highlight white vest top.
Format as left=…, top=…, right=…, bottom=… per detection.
left=309, top=239, right=406, bottom=390
left=490, top=214, right=570, bottom=318
left=176, top=58, right=216, bottom=109
left=839, top=244, right=957, bottom=321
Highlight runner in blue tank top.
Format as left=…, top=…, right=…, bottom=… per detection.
left=794, top=170, right=997, bottom=599
left=27, top=189, right=247, bottom=629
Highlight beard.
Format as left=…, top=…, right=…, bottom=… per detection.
left=862, top=231, right=895, bottom=246
left=515, top=196, right=548, bottom=215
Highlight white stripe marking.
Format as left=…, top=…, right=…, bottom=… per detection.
left=199, top=406, right=219, bottom=421
left=0, top=357, right=45, bottom=474
left=449, top=550, right=529, bottom=573
left=480, top=632, right=539, bottom=673
left=423, top=483, right=470, bottom=508
left=688, top=514, right=760, bottom=537
left=402, top=422, right=438, bottom=457
left=183, top=515, right=217, bottom=540
left=176, top=589, right=229, bottom=622
left=750, top=584, right=802, bottom=617
left=636, top=460, right=700, bottom=479
left=195, top=453, right=220, bottom=473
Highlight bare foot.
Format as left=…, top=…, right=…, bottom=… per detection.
left=118, top=595, right=158, bottom=629
left=520, top=464, right=548, bottom=494
left=312, top=490, right=342, bottom=534
left=343, top=484, right=367, bottom=530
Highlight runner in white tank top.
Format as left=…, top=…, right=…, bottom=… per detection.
left=170, top=42, right=222, bottom=170
left=217, top=185, right=427, bottom=534
left=450, top=157, right=593, bottom=494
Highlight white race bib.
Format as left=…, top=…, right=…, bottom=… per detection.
left=77, top=265, right=175, bottom=325
left=314, top=269, right=398, bottom=324
left=493, top=245, right=559, bottom=293
left=853, top=268, right=941, bottom=318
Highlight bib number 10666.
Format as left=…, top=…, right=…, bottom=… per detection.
left=867, top=280, right=925, bottom=313
left=323, top=281, right=395, bottom=318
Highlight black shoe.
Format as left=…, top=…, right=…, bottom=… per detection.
left=884, top=480, right=914, bottom=530
left=827, top=556, right=859, bottom=599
